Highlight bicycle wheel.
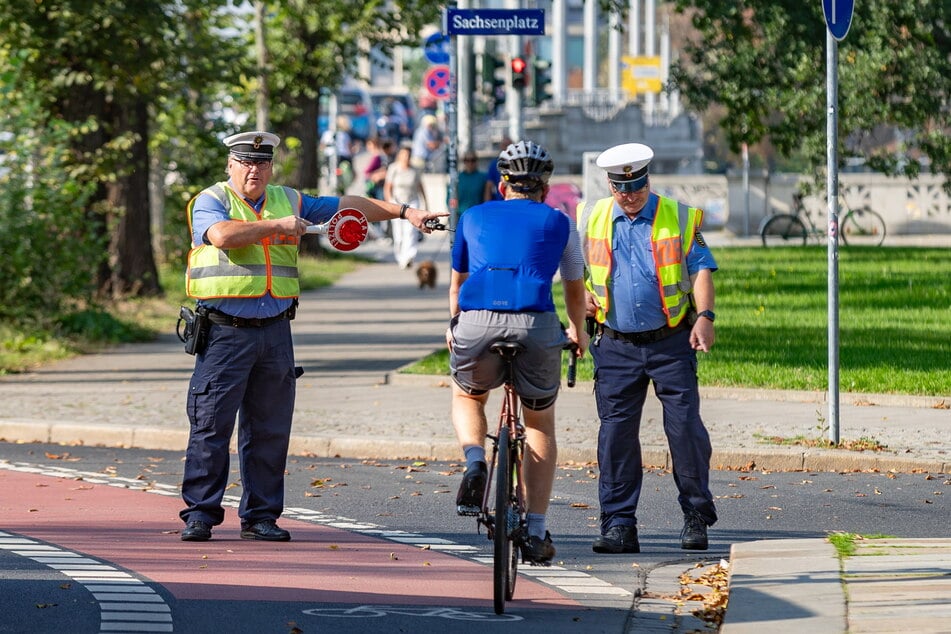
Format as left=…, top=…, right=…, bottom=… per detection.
left=841, top=207, right=886, bottom=246
left=761, top=214, right=808, bottom=246
left=493, top=425, right=515, bottom=614
left=505, top=439, right=522, bottom=601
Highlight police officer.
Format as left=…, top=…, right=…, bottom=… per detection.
left=179, top=131, right=445, bottom=542
left=577, top=142, right=718, bottom=553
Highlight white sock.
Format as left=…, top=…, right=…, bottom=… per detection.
left=527, top=513, right=547, bottom=539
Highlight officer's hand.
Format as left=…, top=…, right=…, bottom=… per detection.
left=585, top=292, right=600, bottom=318
left=690, top=319, right=715, bottom=353
left=276, top=215, right=312, bottom=236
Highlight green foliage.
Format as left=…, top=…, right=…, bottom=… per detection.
left=670, top=0, right=951, bottom=188
left=0, top=51, right=105, bottom=326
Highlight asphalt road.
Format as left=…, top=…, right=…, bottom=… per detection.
left=2, top=442, right=948, bottom=633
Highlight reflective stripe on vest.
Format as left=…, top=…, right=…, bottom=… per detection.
left=579, top=196, right=703, bottom=327
left=185, top=183, right=302, bottom=299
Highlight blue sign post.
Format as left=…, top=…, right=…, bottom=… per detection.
left=822, top=0, right=853, bottom=445
left=822, top=0, right=854, bottom=41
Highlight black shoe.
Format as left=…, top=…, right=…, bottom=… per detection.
left=240, top=519, right=291, bottom=541
left=455, top=462, right=487, bottom=516
left=681, top=511, right=709, bottom=550
left=520, top=531, right=556, bottom=566
left=181, top=520, right=212, bottom=542
left=592, top=524, right=640, bottom=554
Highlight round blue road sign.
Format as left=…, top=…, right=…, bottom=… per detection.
left=424, top=33, right=450, bottom=65
left=822, top=0, right=854, bottom=41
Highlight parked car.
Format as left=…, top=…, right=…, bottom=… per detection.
left=367, top=87, right=416, bottom=143
left=318, top=85, right=376, bottom=142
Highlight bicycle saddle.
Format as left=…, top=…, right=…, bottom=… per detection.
left=489, top=341, right=526, bottom=358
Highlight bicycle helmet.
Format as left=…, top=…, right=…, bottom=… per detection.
left=496, top=140, right=554, bottom=188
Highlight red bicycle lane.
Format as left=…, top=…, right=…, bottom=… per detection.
left=0, top=466, right=577, bottom=608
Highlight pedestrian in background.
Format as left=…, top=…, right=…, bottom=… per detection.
left=179, top=131, right=445, bottom=543
left=577, top=142, right=718, bottom=554
left=384, top=140, right=429, bottom=269
left=411, top=114, right=445, bottom=172
left=456, top=150, right=487, bottom=216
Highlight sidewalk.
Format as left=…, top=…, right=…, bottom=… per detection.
left=1, top=233, right=948, bottom=633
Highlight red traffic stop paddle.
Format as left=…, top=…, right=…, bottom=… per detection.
left=306, top=208, right=368, bottom=251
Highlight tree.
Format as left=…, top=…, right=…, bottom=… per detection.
left=239, top=0, right=443, bottom=191
left=669, top=0, right=951, bottom=189
left=0, top=0, right=239, bottom=299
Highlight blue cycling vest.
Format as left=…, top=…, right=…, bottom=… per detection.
left=452, top=199, right=570, bottom=312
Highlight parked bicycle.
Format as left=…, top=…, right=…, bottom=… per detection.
left=760, top=192, right=886, bottom=247
left=471, top=340, right=577, bottom=615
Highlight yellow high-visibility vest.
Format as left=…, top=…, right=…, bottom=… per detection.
left=578, top=195, right=702, bottom=326
left=185, top=183, right=302, bottom=299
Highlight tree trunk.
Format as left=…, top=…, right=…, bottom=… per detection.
left=282, top=93, right=325, bottom=257
left=103, top=97, right=162, bottom=298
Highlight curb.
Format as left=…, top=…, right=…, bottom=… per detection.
left=2, top=419, right=947, bottom=474
left=389, top=371, right=951, bottom=410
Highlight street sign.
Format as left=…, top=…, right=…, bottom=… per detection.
left=423, top=65, right=452, bottom=101
left=423, top=32, right=450, bottom=65
left=444, top=8, right=545, bottom=36
left=822, top=0, right=854, bottom=41
left=622, top=56, right=662, bottom=96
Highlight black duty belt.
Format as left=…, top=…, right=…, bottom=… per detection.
left=602, top=321, right=687, bottom=345
left=206, top=308, right=294, bottom=328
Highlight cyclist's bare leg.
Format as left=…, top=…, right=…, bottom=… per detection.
left=450, top=383, right=490, bottom=453
left=521, top=406, right=557, bottom=516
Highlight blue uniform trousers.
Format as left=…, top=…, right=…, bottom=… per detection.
left=180, top=319, right=296, bottom=527
left=591, top=328, right=717, bottom=532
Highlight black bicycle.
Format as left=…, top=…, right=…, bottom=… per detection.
left=761, top=192, right=887, bottom=247
left=475, top=340, right=577, bottom=615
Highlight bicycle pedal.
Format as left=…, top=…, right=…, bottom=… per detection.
left=456, top=504, right=480, bottom=516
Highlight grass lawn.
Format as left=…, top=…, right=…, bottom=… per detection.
left=405, top=246, right=950, bottom=397
left=0, top=254, right=362, bottom=374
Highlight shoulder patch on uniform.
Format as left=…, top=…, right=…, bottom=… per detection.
left=694, top=231, right=707, bottom=248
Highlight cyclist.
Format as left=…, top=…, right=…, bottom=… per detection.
left=446, top=140, right=589, bottom=565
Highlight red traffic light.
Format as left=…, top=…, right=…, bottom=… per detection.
left=511, top=57, right=527, bottom=89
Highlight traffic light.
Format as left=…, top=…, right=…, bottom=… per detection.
left=481, top=53, right=504, bottom=97
left=511, top=56, right=527, bottom=90
left=532, top=58, right=552, bottom=104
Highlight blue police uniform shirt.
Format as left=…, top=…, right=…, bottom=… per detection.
left=606, top=192, right=718, bottom=332
left=190, top=183, right=339, bottom=318
left=452, top=199, right=572, bottom=312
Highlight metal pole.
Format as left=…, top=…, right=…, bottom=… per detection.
left=742, top=142, right=750, bottom=236
left=826, top=31, right=840, bottom=445
left=506, top=0, right=523, bottom=141
left=445, top=10, right=459, bottom=237
left=457, top=0, right=473, bottom=153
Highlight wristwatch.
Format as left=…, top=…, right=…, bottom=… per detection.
left=698, top=310, right=716, bottom=323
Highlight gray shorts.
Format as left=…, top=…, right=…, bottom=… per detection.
left=450, top=310, right=567, bottom=403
